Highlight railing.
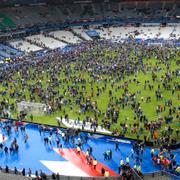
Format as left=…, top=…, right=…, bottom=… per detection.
left=0, top=165, right=146, bottom=180
left=0, top=165, right=122, bottom=180
left=44, top=176, right=121, bottom=180
left=0, top=166, right=139, bottom=180
left=0, top=167, right=30, bottom=180
left=131, top=169, right=143, bottom=180
left=143, top=171, right=163, bottom=179
left=143, top=170, right=180, bottom=180
left=161, top=170, right=180, bottom=180
left=2, top=160, right=180, bottom=180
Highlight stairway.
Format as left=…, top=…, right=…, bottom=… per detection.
left=70, top=29, right=87, bottom=41
left=46, top=32, right=69, bottom=44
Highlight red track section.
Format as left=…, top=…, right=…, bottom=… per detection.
left=54, top=148, right=118, bottom=177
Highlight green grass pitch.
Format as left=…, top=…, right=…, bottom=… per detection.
left=0, top=46, right=179, bottom=142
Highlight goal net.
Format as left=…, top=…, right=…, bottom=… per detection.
left=17, top=101, right=47, bottom=115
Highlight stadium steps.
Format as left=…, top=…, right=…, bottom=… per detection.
left=46, top=32, right=70, bottom=44
left=70, top=28, right=87, bottom=41
left=25, top=38, right=47, bottom=49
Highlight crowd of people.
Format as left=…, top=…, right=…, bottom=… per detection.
left=0, top=114, right=179, bottom=179
left=0, top=39, right=179, bottom=178
left=36, top=122, right=142, bottom=179
left=0, top=118, right=139, bottom=179
left=0, top=39, right=179, bottom=145
left=151, top=145, right=180, bottom=176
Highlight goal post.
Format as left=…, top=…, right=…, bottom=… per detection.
left=17, top=101, right=47, bottom=115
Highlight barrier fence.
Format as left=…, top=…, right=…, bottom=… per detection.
left=0, top=166, right=144, bottom=180
left=143, top=170, right=180, bottom=180
left=132, top=169, right=143, bottom=180
left=0, top=161, right=179, bottom=180
left=161, top=170, right=180, bottom=180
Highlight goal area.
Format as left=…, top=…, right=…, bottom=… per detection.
left=17, top=101, right=47, bottom=115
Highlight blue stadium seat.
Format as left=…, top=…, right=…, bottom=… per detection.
left=0, top=50, right=11, bottom=58
left=0, top=44, right=23, bottom=56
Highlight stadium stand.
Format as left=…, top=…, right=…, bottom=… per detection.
left=9, top=40, right=43, bottom=53
left=0, top=44, right=23, bottom=56
left=90, top=27, right=108, bottom=39
left=49, top=30, right=82, bottom=44
left=25, top=34, right=66, bottom=49
left=0, top=1, right=179, bottom=34
left=72, top=27, right=92, bottom=41
left=1, top=24, right=179, bottom=55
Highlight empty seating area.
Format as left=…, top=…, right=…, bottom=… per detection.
left=25, top=34, right=66, bottom=49
left=95, top=27, right=111, bottom=39
left=8, top=28, right=90, bottom=53
left=10, top=40, right=43, bottom=53
left=9, top=33, right=67, bottom=53
left=49, top=30, right=82, bottom=44
left=1, top=6, right=66, bottom=27
left=109, top=26, right=135, bottom=39
left=169, top=25, right=180, bottom=39
left=96, top=25, right=180, bottom=40
left=6, top=24, right=180, bottom=55
left=0, top=44, right=22, bottom=61
left=0, top=44, right=23, bottom=56
left=72, top=27, right=92, bottom=41
left=0, top=2, right=179, bottom=30
left=133, top=27, right=159, bottom=39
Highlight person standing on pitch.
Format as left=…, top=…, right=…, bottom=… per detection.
left=115, top=140, right=120, bottom=151
left=77, top=146, right=81, bottom=155
left=93, top=159, right=97, bottom=170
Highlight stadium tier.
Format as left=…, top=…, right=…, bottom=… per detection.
left=4, top=25, right=180, bottom=54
